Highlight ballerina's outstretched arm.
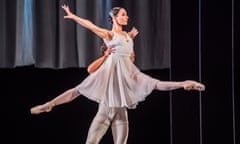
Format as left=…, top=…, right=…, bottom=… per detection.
left=62, top=4, right=112, bottom=41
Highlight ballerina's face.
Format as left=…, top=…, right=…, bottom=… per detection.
left=115, top=8, right=129, bottom=26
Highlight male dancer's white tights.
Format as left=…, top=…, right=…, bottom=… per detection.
left=86, top=104, right=129, bottom=144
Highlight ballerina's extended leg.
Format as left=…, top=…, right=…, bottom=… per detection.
left=30, top=88, right=81, bottom=114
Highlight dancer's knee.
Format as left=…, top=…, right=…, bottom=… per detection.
left=111, top=121, right=129, bottom=144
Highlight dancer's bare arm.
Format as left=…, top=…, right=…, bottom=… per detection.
left=128, top=27, right=138, bottom=63
left=130, top=52, right=135, bottom=63
left=62, top=4, right=112, bottom=40
left=88, top=46, right=115, bottom=73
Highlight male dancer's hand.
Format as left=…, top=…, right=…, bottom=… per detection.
left=128, top=27, right=139, bottom=39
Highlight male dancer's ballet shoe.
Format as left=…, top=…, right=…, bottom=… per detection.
left=30, top=102, right=55, bottom=114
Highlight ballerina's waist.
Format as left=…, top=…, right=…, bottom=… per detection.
left=113, top=53, right=130, bottom=57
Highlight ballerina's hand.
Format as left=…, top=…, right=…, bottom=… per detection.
left=62, top=4, right=73, bottom=19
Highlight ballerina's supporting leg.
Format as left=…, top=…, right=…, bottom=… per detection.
left=30, top=88, right=81, bottom=114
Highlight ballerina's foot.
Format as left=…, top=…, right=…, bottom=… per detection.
left=184, top=81, right=205, bottom=91
left=30, top=102, right=53, bottom=114
left=194, top=83, right=205, bottom=91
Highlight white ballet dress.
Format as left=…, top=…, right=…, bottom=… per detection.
left=75, top=32, right=158, bottom=109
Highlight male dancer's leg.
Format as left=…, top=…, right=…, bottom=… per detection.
left=111, top=108, right=129, bottom=144
left=85, top=104, right=111, bottom=144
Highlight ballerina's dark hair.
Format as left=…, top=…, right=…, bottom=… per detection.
left=108, top=7, right=122, bottom=24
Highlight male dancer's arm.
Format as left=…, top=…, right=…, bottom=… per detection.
left=128, top=27, right=138, bottom=63
left=87, top=46, right=114, bottom=74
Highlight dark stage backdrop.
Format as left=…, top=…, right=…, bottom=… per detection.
left=0, top=0, right=170, bottom=69
left=170, top=0, right=239, bottom=144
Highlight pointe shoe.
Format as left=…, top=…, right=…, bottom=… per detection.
left=184, top=80, right=205, bottom=91
left=193, top=82, right=205, bottom=91
left=30, top=102, right=54, bottom=114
